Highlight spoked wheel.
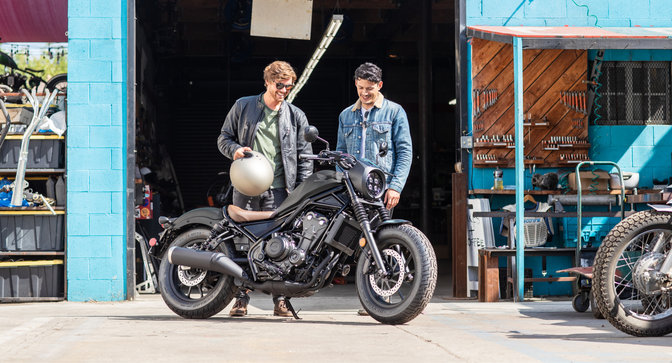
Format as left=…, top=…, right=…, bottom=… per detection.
left=356, top=225, right=437, bottom=325
left=158, top=228, right=236, bottom=319
left=45, top=74, right=67, bottom=108
left=45, top=73, right=67, bottom=93
left=593, top=211, right=672, bottom=336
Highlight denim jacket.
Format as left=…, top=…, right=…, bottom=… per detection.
left=336, top=94, right=412, bottom=193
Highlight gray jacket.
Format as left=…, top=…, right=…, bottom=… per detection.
left=217, top=93, right=313, bottom=191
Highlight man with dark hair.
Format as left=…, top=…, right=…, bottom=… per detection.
left=336, top=62, right=412, bottom=210
left=218, top=60, right=313, bottom=317
left=337, top=63, right=412, bottom=316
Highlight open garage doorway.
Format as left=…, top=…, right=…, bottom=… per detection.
left=131, top=0, right=456, bottom=287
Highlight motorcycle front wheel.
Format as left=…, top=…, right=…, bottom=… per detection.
left=593, top=211, right=672, bottom=336
left=356, top=224, right=437, bottom=325
left=158, top=228, right=236, bottom=319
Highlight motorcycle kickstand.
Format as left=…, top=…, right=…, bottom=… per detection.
left=284, top=298, right=301, bottom=320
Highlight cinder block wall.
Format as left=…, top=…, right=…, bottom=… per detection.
left=467, top=0, right=672, bottom=27
left=466, top=1, right=672, bottom=296
left=67, top=0, right=127, bottom=301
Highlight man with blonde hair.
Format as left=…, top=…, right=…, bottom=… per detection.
left=218, top=60, right=313, bottom=317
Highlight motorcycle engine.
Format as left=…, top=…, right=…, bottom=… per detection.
left=251, top=211, right=329, bottom=280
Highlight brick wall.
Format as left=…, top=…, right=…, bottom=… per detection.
left=67, top=0, right=127, bottom=301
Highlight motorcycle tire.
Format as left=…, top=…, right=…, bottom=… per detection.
left=593, top=210, right=672, bottom=336
left=45, top=73, right=67, bottom=93
left=589, top=288, right=604, bottom=319
left=356, top=224, right=437, bottom=325
left=158, top=227, right=237, bottom=319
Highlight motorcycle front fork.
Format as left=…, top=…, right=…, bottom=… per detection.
left=343, top=173, right=388, bottom=276
left=651, top=231, right=672, bottom=285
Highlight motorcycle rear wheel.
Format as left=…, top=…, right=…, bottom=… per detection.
left=356, top=224, right=437, bottom=325
left=593, top=211, right=672, bottom=336
left=159, top=228, right=236, bottom=319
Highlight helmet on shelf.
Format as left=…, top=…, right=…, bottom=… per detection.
left=229, top=150, right=273, bottom=197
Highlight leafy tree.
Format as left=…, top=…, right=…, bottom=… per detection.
left=0, top=43, right=67, bottom=81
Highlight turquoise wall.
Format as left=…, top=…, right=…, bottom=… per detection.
left=67, top=0, right=128, bottom=301
left=467, top=1, right=672, bottom=296
left=467, top=0, right=672, bottom=27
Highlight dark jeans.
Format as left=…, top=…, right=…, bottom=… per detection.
left=232, top=188, right=288, bottom=304
left=233, top=188, right=288, bottom=211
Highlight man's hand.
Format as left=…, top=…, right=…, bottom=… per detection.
left=384, top=189, right=400, bottom=210
left=233, top=146, right=252, bottom=160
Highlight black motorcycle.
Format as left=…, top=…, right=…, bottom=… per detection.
left=0, top=50, right=67, bottom=97
left=153, top=126, right=437, bottom=324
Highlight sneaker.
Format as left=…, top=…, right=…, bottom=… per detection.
left=273, top=299, right=293, bottom=317
left=229, top=296, right=249, bottom=317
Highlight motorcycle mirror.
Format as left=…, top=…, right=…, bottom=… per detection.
left=303, top=125, right=330, bottom=150
left=304, top=126, right=319, bottom=143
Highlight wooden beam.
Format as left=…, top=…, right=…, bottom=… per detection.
left=452, top=172, right=468, bottom=297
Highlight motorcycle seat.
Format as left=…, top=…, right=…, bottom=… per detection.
left=227, top=205, right=274, bottom=223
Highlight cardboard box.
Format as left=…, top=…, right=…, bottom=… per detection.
left=568, top=170, right=610, bottom=191
left=3, top=105, right=34, bottom=125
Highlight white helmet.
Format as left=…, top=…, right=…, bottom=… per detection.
left=229, top=150, right=274, bottom=197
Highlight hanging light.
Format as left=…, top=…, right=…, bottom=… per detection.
left=287, top=14, right=343, bottom=103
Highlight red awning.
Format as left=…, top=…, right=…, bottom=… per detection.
left=0, top=0, right=68, bottom=43
left=467, top=26, right=672, bottom=49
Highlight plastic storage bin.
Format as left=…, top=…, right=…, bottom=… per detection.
left=0, top=214, right=64, bottom=251
left=0, top=260, right=64, bottom=298
left=0, top=138, right=63, bottom=168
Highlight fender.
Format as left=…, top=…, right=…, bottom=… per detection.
left=650, top=204, right=672, bottom=213
left=373, top=219, right=412, bottom=233
left=153, top=207, right=224, bottom=258
left=169, top=207, right=223, bottom=230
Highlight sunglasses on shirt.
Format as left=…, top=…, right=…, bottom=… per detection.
left=275, top=82, right=295, bottom=90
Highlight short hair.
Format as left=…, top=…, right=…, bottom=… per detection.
left=354, top=62, right=382, bottom=83
left=263, top=61, right=297, bottom=83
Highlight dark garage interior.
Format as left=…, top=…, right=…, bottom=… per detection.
left=133, top=0, right=456, bottom=265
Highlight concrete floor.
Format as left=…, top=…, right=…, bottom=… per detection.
left=1, top=280, right=671, bottom=362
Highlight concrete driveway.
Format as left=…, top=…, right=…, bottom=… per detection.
left=0, top=282, right=670, bottom=362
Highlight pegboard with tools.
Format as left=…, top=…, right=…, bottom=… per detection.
left=470, top=38, right=590, bottom=168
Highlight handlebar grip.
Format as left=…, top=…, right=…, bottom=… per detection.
left=299, top=154, right=316, bottom=159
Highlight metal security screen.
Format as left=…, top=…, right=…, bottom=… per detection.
left=591, top=61, right=671, bottom=125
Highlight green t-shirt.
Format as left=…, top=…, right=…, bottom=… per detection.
left=252, top=106, right=286, bottom=189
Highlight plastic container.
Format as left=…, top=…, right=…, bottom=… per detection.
left=609, top=172, right=639, bottom=189
left=0, top=214, right=64, bottom=251
left=493, top=167, right=503, bottom=190
left=55, top=176, right=65, bottom=207
left=0, top=139, right=63, bottom=169
left=0, top=260, right=64, bottom=298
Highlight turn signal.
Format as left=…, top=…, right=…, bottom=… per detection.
left=359, top=238, right=366, bottom=248
left=149, top=238, right=157, bottom=247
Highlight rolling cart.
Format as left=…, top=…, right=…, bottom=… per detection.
left=560, top=161, right=625, bottom=318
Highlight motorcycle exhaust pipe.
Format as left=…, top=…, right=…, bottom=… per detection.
left=167, top=247, right=249, bottom=281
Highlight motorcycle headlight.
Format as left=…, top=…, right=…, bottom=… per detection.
left=365, top=170, right=386, bottom=199
left=349, top=162, right=387, bottom=200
